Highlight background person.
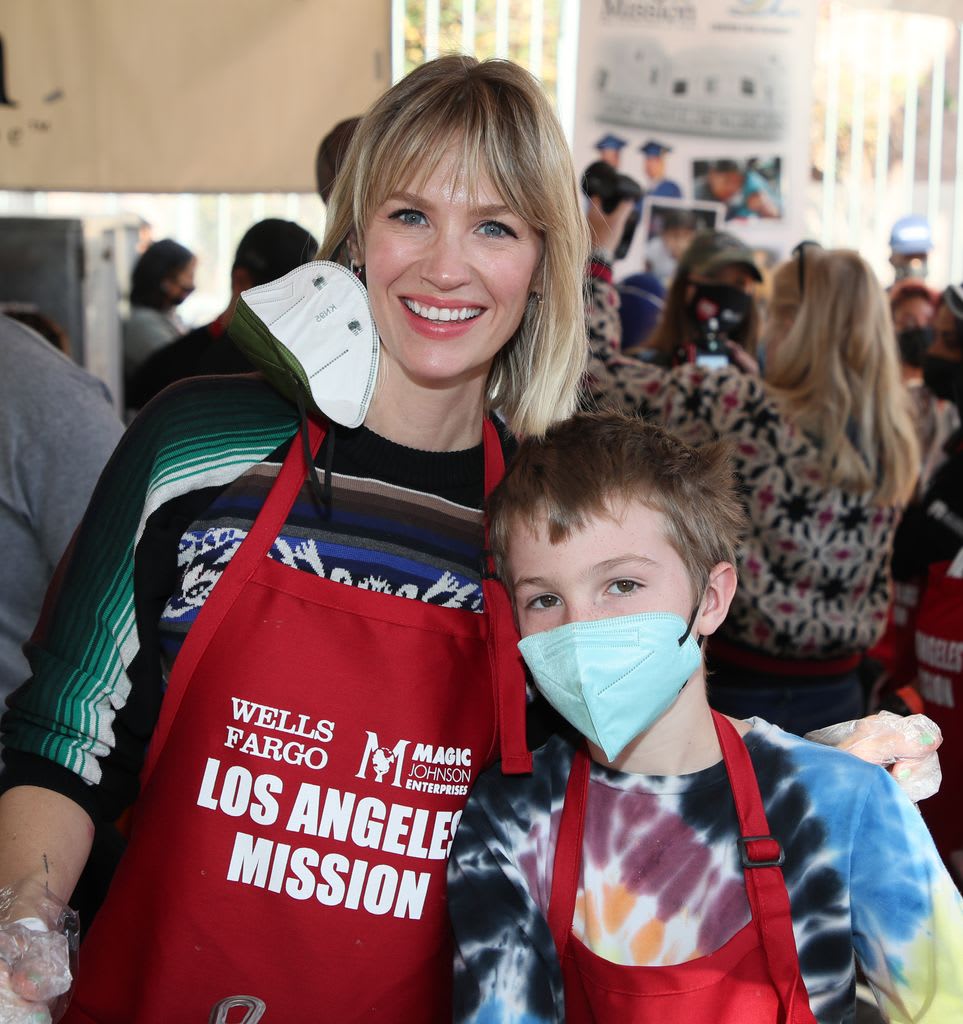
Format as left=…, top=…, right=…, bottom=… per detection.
left=634, top=229, right=762, bottom=366
left=884, top=283, right=963, bottom=885
left=122, top=238, right=196, bottom=388
left=0, top=55, right=588, bottom=1022
left=0, top=314, right=125, bottom=945
left=642, top=208, right=697, bottom=286
left=125, top=218, right=319, bottom=408
left=315, top=116, right=361, bottom=205
left=888, top=278, right=957, bottom=492
left=0, top=315, right=123, bottom=718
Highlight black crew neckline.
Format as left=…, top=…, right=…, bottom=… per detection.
left=325, top=421, right=488, bottom=504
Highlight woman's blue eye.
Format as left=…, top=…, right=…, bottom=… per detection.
left=391, top=209, right=427, bottom=226
left=479, top=220, right=517, bottom=239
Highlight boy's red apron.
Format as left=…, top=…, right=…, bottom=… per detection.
left=547, top=712, right=817, bottom=1023
left=916, top=559, right=963, bottom=875
left=65, top=416, right=529, bottom=1024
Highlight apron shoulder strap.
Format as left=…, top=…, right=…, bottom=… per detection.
left=481, top=417, right=532, bottom=774
left=546, top=744, right=590, bottom=960
left=712, top=712, right=817, bottom=1024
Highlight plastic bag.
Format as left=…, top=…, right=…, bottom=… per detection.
left=806, top=711, right=942, bottom=803
left=0, top=881, right=78, bottom=1024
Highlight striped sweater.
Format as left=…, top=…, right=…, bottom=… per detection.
left=1, top=376, right=501, bottom=821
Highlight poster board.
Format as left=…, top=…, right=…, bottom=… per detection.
left=573, top=0, right=819, bottom=279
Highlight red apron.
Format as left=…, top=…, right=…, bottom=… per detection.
left=547, top=712, right=817, bottom=1024
left=916, top=559, right=963, bottom=874
left=65, top=416, right=530, bottom=1023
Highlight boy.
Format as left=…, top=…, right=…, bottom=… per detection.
left=449, top=412, right=963, bottom=1023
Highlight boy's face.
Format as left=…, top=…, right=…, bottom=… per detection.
left=507, top=500, right=697, bottom=639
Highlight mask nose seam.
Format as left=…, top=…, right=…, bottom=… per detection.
left=595, top=650, right=654, bottom=695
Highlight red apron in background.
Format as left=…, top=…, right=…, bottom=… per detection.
left=915, top=559, right=963, bottom=877
left=547, top=711, right=817, bottom=1024
left=65, top=416, right=526, bottom=1023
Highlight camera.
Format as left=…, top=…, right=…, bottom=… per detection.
left=581, top=161, right=643, bottom=260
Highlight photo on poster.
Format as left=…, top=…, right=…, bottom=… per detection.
left=593, top=37, right=787, bottom=142
left=692, top=157, right=783, bottom=221
left=640, top=196, right=726, bottom=285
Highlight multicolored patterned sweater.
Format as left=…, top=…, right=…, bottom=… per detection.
left=449, top=721, right=963, bottom=1023
left=0, top=376, right=501, bottom=821
left=585, top=270, right=899, bottom=664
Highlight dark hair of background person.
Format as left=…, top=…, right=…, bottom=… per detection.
left=315, top=117, right=361, bottom=205
left=0, top=304, right=71, bottom=356
left=129, top=238, right=195, bottom=309
left=232, top=218, right=320, bottom=285
left=644, top=249, right=760, bottom=361
left=889, top=278, right=939, bottom=319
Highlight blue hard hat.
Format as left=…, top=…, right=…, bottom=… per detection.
left=889, top=215, right=933, bottom=254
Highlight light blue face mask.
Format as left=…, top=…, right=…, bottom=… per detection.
left=517, top=610, right=702, bottom=762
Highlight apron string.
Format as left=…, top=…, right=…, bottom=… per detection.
left=481, top=419, right=532, bottom=774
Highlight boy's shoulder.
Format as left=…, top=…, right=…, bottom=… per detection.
left=745, top=717, right=901, bottom=820
left=746, top=717, right=890, bottom=778
left=466, top=733, right=575, bottom=824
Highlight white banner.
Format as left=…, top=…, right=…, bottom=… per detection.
left=0, top=0, right=391, bottom=193
left=573, top=0, right=819, bottom=280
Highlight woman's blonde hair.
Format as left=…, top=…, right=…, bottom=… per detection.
left=321, top=55, right=589, bottom=438
left=764, top=248, right=919, bottom=505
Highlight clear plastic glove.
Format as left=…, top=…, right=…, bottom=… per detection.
left=806, top=711, right=942, bottom=803
left=0, top=883, right=78, bottom=1024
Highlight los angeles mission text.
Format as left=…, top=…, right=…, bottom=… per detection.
left=195, top=697, right=475, bottom=920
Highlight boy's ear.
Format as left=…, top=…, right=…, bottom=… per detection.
left=696, top=562, right=737, bottom=638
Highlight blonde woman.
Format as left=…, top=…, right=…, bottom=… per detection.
left=0, top=55, right=588, bottom=1022
left=587, top=245, right=919, bottom=734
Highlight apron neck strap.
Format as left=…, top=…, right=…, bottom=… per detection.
left=481, top=418, right=532, bottom=774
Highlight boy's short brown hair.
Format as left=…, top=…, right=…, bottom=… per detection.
left=488, top=411, right=747, bottom=598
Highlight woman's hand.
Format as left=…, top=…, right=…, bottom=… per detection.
left=725, top=341, right=760, bottom=375
left=806, top=711, right=942, bottom=802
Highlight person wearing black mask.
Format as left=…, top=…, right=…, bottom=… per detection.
left=637, top=230, right=762, bottom=368
left=891, top=278, right=937, bottom=366
left=889, top=279, right=957, bottom=492
left=884, top=283, right=963, bottom=886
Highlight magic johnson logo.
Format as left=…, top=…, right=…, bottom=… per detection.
left=355, top=731, right=472, bottom=796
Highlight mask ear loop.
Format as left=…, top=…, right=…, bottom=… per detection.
left=677, top=604, right=702, bottom=647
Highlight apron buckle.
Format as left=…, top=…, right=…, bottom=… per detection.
left=209, top=995, right=267, bottom=1024
left=738, top=835, right=785, bottom=868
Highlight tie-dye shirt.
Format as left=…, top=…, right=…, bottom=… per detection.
left=449, top=719, right=963, bottom=1023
